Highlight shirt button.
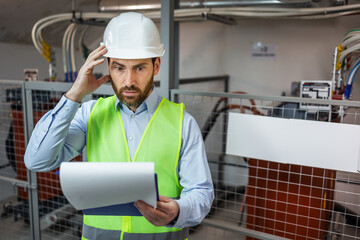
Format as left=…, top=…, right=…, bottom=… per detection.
left=131, top=114, right=135, bottom=118
left=64, top=106, right=69, bottom=111
left=129, top=136, right=133, bottom=141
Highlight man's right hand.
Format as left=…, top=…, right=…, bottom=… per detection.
left=66, top=45, right=111, bottom=103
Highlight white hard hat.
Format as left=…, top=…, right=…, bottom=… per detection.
left=101, top=12, right=165, bottom=59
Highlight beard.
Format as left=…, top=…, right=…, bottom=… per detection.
left=112, top=71, right=154, bottom=109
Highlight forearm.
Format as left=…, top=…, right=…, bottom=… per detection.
left=24, top=96, right=85, bottom=172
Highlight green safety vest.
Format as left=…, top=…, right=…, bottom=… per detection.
left=82, top=95, right=189, bottom=240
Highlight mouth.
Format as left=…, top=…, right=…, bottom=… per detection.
left=122, top=90, right=139, bottom=97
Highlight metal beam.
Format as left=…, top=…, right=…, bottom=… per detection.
left=170, top=89, right=360, bottom=107
left=23, top=82, right=41, bottom=240
left=159, top=0, right=179, bottom=99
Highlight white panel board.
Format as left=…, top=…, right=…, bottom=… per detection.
left=226, top=113, right=360, bottom=173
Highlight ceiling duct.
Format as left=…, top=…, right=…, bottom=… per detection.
left=98, top=0, right=345, bottom=12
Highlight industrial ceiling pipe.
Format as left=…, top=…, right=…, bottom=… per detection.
left=98, top=0, right=345, bottom=12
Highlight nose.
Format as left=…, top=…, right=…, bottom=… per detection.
left=124, top=70, right=136, bottom=87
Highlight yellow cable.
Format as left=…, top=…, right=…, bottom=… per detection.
left=336, top=45, right=345, bottom=71
left=41, top=52, right=51, bottom=62
left=42, top=40, right=50, bottom=51
left=41, top=40, right=52, bottom=62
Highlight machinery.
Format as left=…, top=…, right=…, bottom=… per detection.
left=332, top=28, right=360, bottom=100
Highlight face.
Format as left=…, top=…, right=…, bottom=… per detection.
left=108, top=58, right=160, bottom=111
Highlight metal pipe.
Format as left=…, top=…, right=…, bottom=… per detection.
left=0, top=175, right=36, bottom=190
left=98, top=0, right=345, bottom=12
left=171, top=89, right=360, bottom=107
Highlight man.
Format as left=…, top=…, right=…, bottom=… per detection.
left=25, top=12, right=214, bottom=240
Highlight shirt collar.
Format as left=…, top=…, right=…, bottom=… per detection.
left=114, top=85, right=160, bottom=114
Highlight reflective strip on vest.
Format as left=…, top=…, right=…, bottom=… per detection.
left=82, top=223, right=121, bottom=240
left=82, top=223, right=189, bottom=240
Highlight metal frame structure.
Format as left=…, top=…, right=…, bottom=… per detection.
left=171, top=89, right=360, bottom=240
left=159, top=0, right=179, bottom=99
left=171, top=89, right=360, bottom=109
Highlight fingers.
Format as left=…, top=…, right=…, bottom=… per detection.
left=87, top=45, right=107, bottom=61
left=134, top=197, right=180, bottom=227
left=159, top=195, right=172, bottom=203
left=98, top=74, right=111, bottom=85
left=92, top=58, right=105, bottom=67
left=92, top=75, right=111, bottom=89
left=134, top=201, right=168, bottom=226
left=156, top=197, right=179, bottom=218
left=82, top=46, right=107, bottom=71
left=135, top=201, right=159, bottom=214
left=67, top=45, right=109, bottom=103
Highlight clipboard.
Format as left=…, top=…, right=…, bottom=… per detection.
left=82, top=174, right=159, bottom=216
left=60, top=162, right=159, bottom=216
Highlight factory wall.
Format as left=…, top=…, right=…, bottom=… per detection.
left=0, top=42, right=87, bottom=82
left=0, top=42, right=57, bottom=81
left=179, top=15, right=360, bottom=99
left=223, top=15, right=360, bottom=98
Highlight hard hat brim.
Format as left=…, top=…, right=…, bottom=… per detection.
left=103, top=46, right=165, bottom=60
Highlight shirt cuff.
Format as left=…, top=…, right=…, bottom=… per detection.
left=166, top=199, right=188, bottom=228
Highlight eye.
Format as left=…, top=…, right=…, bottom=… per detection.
left=115, top=66, right=124, bottom=71
left=137, top=66, right=144, bottom=71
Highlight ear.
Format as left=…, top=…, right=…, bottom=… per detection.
left=153, top=57, right=161, bottom=75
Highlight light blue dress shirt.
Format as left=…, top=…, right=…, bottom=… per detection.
left=24, top=88, right=214, bottom=228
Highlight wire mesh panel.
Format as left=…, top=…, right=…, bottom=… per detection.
left=172, top=90, right=360, bottom=240
left=0, top=80, right=32, bottom=240
left=246, top=160, right=335, bottom=240
left=29, top=88, right=83, bottom=240
left=23, top=82, right=114, bottom=240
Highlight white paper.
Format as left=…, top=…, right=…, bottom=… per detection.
left=60, top=162, right=157, bottom=210
left=226, top=112, right=360, bottom=173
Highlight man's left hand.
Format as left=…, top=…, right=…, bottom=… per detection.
left=134, top=195, right=179, bottom=226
